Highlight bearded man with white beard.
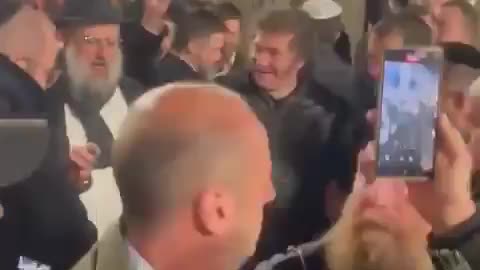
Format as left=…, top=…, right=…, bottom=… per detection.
left=49, top=0, right=144, bottom=236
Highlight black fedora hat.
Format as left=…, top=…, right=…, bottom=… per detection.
left=56, top=0, right=123, bottom=28
left=0, top=119, right=49, bottom=187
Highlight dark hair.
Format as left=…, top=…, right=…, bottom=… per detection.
left=258, top=9, right=313, bottom=60
left=0, top=0, right=23, bottom=26
left=443, top=0, right=478, bottom=39
left=373, top=11, right=433, bottom=46
left=401, top=4, right=430, bottom=17
left=289, top=0, right=306, bottom=8
left=172, top=9, right=225, bottom=51
left=443, top=42, right=480, bottom=69
left=214, top=2, right=241, bottom=21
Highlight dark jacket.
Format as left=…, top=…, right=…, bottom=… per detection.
left=0, top=54, right=97, bottom=269
left=311, top=44, right=357, bottom=109
left=219, top=71, right=368, bottom=264
left=254, top=208, right=480, bottom=270
left=121, top=22, right=167, bottom=86
left=147, top=53, right=203, bottom=88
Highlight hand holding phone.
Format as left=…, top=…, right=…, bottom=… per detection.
left=376, top=47, right=443, bottom=181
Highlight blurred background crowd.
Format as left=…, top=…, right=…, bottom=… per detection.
left=1, top=0, right=480, bottom=270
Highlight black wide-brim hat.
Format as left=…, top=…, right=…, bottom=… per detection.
left=55, top=0, right=123, bottom=28
left=0, top=119, right=49, bottom=187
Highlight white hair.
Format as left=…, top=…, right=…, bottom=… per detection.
left=65, top=44, right=123, bottom=104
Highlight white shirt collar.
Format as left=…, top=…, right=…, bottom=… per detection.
left=128, top=242, right=154, bottom=270
left=216, top=52, right=237, bottom=77
left=174, top=53, right=198, bottom=72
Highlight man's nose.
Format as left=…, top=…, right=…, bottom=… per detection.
left=255, top=52, right=269, bottom=67
left=95, top=43, right=107, bottom=58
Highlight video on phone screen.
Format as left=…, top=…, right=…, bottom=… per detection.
left=378, top=56, right=440, bottom=177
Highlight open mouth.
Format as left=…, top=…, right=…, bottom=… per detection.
left=254, top=69, right=273, bottom=76
left=92, top=62, right=107, bottom=69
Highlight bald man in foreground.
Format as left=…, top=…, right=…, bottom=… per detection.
left=72, top=82, right=276, bottom=270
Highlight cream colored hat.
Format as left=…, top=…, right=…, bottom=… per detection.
left=468, top=76, right=480, bottom=96
left=301, top=0, right=343, bottom=20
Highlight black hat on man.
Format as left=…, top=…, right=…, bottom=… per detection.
left=56, top=0, right=123, bottom=28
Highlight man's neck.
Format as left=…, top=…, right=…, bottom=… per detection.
left=268, top=79, right=298, bottom=100
left=175, top=52, right=199, bottom=73
left=141, top=16, right=165, bottom=36
left=128, top=235, right=227, bottom=270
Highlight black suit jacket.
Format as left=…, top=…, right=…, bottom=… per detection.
left=147, top=53, right=202, bottom=88
left=0, top=54, right=97, bottom=270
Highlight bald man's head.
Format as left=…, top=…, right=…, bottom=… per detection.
left=114, top=83, right=274, bottom=267
left=115, top=81, right=273, bottom=224
left=0, top=5, right=60, bottom=89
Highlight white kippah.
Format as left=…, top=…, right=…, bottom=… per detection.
left=469, top=76, right=480, bottom=97
left=301, top=0, right=343, bottom=20
left=468, top=0, right=477, bottom=6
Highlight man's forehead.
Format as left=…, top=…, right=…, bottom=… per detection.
left=440, top=5, right=463, bottom=18
left=255, top=31, right=294, bottom=47
left=224, top=19, right=241, bottom=32
left=207, top=32, right=224, bottom=46
left=76, top=24, right=120, bottom=36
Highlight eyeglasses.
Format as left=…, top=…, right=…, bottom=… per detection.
left=83, top=35, right=121, bottom=49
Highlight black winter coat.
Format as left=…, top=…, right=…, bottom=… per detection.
left=0, top=54, right=97, bottom=270
left=218, top=72, right=369, bottom=265
left=147, top=53, right=203, bottom=88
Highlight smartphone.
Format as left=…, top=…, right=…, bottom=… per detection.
left=376, top=47, right=443, bottom=180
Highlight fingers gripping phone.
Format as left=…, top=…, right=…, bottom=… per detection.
left=376, top=47, right=444, bottom=180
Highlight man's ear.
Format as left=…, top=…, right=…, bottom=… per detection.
left=296, top=58, right=305, bottom=70
left=193, top=188, right=234, bottom=236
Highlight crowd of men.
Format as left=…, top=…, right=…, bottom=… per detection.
left=0, top=0, right=479, bottom=269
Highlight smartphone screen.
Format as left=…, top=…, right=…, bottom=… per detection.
left=376, top=48, right=443, bottom=179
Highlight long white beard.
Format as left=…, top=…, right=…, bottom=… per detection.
left=65, top=46, right=123, bottom=109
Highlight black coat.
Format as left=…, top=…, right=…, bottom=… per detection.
left=121, top=22, right=167, bottom=86
left=147, top=53, right=203, bottom=88
left=218, top=72, right=368, bottom=264
left=0, top=54, right=97, bottom=269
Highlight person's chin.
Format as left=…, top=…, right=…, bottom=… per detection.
left=253, top=73, right=274, bottom=90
